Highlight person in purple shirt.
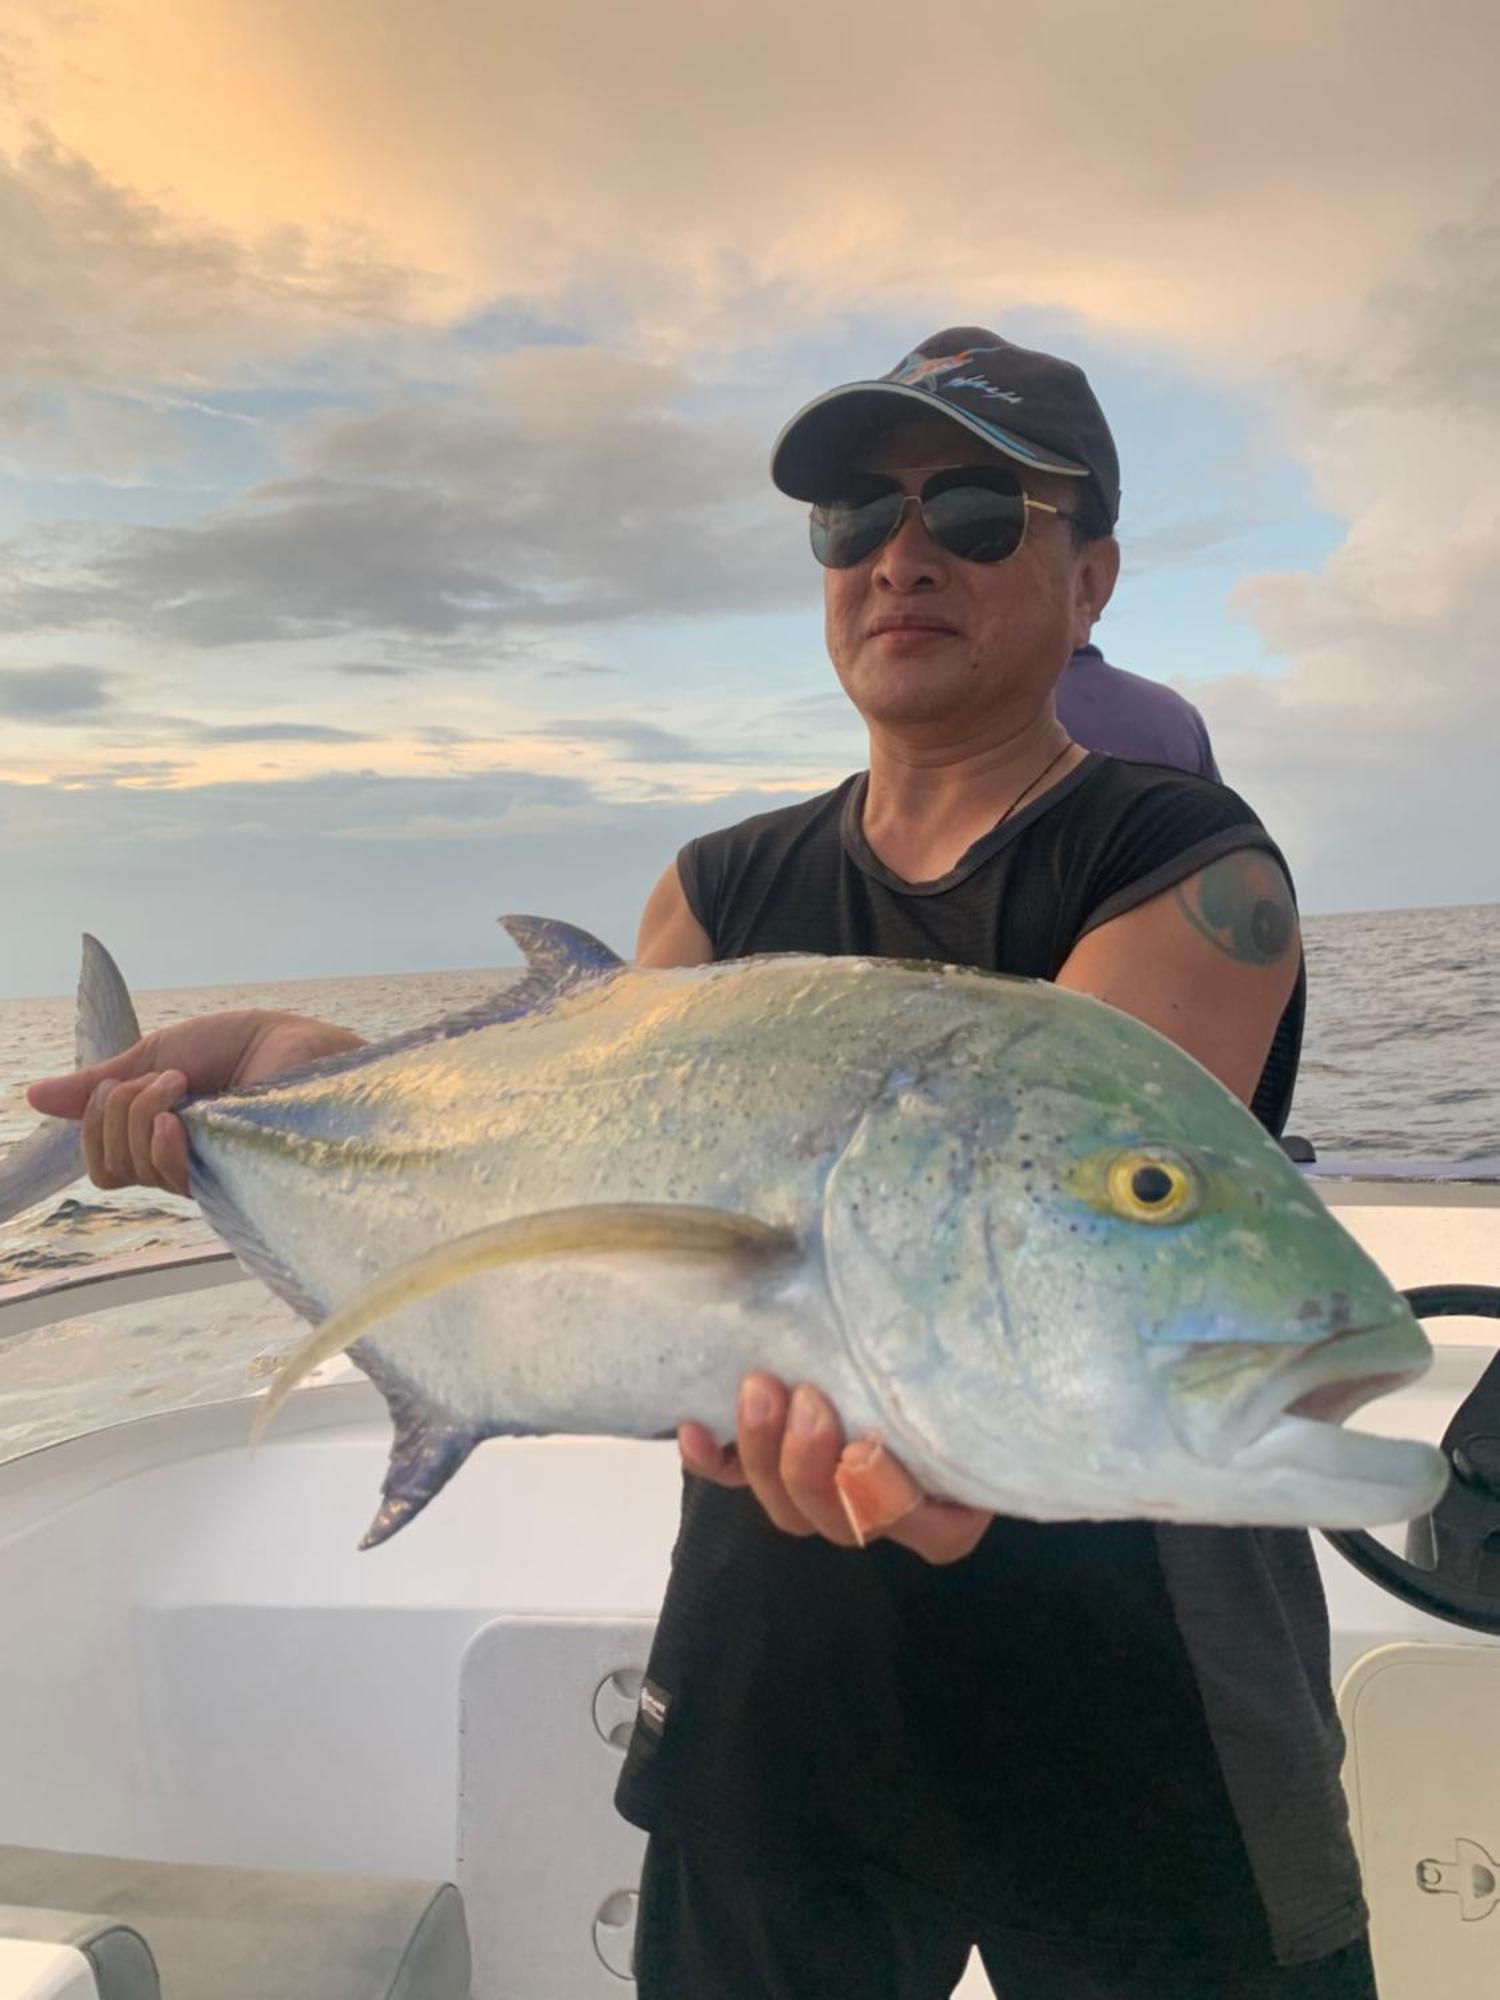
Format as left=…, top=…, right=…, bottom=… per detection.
left=1057, top=633, right=1221, bottom=780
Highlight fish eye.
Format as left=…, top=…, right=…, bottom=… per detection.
left=1106, top=1150, right=1199, bottom=1225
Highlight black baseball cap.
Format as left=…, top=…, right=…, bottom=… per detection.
left=770, top=325, right=1120, bottom=528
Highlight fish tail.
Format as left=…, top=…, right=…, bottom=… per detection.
left=0, top=1120, right=87, bottom=1227
left=0, top=936, right=142, bottom=1225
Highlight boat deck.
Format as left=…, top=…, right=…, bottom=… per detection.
left=0, top=1169, right=1496, bottom=1996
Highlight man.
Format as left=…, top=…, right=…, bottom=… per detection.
left=1057, top=630, right=1222, bottom=779
left=32, top=328, right=1371, bottom=1999
left=614, top=330, right=1369, bottom=2000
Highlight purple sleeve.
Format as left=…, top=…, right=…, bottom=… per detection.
left=1192, top=706, right=1222, bottom=783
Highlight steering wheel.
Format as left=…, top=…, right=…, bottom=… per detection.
left=1322, top=1284, right=1500, bottom=1633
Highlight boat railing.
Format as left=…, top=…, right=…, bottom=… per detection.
left=0, top=1243, right=244, bottom=1344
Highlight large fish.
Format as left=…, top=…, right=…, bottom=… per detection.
left=0, top=919, right=1446, bottom=1545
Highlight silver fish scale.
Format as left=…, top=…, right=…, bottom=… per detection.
left=186, top=958, right=1008, bottom=1448
left=0, top=934, right=1451, bottom=1538
left=177, top=950, right=1445, bottom=1533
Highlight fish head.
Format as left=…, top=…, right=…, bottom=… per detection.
left=821, top=989, right=1447, bottom=1529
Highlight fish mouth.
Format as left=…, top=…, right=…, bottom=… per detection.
left=1167, top=1315, right=1448, bottom=1522
left=1168, top=1315, right=1433, bottom=1462
left=1276, top=1322, right=1430, bottom=1428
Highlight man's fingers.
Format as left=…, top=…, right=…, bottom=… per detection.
left=78, top=1072, right=187, bottom=1192
left=126, top=1072, right=187, bottom=1189
left=832, top=1439, right=925, bottom=1546
left=734, top=1375, right=820, bottom=1537
left=778, top=1385, right=859, bottom=1545
left=100, top=1077, right=151, bottom=1186
left=832, top=1438, right=992, bottom=1563
left=151, top=1115, right=191, bottom=1198
left=886, top=1499, right=993, bottom=1567
left=80, top=1079, right=121, bottom=1188
left=683, top=1383, right=987, bottom=1563
left=677, top=1421, right=747, bottom=1488
left=27, top=1039, right=156, bottom=1120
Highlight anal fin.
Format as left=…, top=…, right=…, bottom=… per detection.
left=348, top=1341, right=485, bottom=1549
left=361, top=1407, right=480, bottom=1549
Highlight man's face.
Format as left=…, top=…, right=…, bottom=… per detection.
left=821, top=421, right=1114, bottom=734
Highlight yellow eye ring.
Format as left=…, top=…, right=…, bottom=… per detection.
left=1106, top=1151, right=1199, bottom=1225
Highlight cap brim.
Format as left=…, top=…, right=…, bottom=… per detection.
left=770, top=383, right=1089, bottom=500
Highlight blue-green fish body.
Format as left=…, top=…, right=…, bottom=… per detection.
left=0, top=919, right=1446, bottom=1545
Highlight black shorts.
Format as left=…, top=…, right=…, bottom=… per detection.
left=633, top=1833, right=1379, bottom=2000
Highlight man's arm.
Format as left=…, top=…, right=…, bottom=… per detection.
left=635, top=861, right=713, bottom=967
left=1054, top=845, right=1299, bottom=1106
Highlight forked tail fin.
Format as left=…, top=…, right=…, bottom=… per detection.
left=0, top=936, right=141, bottom=1225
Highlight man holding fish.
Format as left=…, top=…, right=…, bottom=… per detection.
left=27, top=330, right=1383, bottom=1996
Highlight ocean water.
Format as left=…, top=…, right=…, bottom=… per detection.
left=1, top=906, right=1497, bottom=1460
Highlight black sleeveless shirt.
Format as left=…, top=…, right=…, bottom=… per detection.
left=615, top=756, right=1365, bottom=1967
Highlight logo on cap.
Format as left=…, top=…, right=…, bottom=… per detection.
left=886, top=346, right=1023, bottom=405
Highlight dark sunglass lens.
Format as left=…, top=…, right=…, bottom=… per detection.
left=809, top=485, right=903, bottom=568
left=922, top=481, right=1026, bottom=563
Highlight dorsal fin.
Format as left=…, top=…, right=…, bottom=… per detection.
left=76, top=934, right=141, bottom=1067
left=499, top=915, right=623, bottom=982
left=211, top=914, right=625, bottom=1103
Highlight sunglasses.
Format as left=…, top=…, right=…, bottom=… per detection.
left=809, top=466, right=1080, bottom=570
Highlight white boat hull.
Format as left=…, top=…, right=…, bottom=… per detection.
left=0, top=1170, right=1495, bottom=1995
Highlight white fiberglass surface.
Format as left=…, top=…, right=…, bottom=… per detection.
left=0, top=1388, right=681, bottom=1878
left=0, top=1182, right=1493, bottom=1885
left=0, top=1941, right=98, bottom=2000
left=1320, top=1183, right=1500, bottom=1322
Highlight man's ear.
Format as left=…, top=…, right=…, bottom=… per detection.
left=1071, top=535, right=1121, bottom=649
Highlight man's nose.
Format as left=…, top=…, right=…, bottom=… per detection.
left=872, top=497, right=947, bottom=589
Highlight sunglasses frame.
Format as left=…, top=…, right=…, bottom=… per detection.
left=809, top=465, right=1082, bottom=570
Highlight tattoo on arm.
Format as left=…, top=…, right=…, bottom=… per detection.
left=1173, top=853, right=1298, bottom=967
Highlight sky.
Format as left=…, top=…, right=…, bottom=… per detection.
left=1, top=0, right=1498, bottom=997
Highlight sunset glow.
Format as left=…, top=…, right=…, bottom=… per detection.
left=2, top=0, right=1497, bottom=992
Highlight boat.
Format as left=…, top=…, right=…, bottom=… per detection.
left=0, top=1159, right=1497, bottom=1998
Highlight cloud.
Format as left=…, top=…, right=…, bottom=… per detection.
left=9, top=0, right=1498, bottom=371
left=0, top=763, right=809, bottom=995
left=0, top=133, right=427, bottom=388
left=1, top=0, right=1496, bottom=967
left=1195, top=668, right=1499, bottom=916
left=0, top=127, right=436, bottom=477
left=49, top=758, right=188, bottom=785
left=1121, top=510, right=1285, bottom=573
left=1296, top=196, right=1500, bottom=420
left=0, top=663, right=112, bottom=717
left=0, top=347, right=805, bottom=644
left=1195, top=201, right=1500, bottom=913
left=190, top=721, right=371, bottom=744
left=522, top=717, right=771, bottom=765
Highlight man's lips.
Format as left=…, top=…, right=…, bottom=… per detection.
left=866, top=617, right=960, bottom=639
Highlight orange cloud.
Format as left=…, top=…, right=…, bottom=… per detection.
left=7, top=0, right=1495, bottom=360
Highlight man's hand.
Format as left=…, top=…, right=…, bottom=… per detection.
left=26, top=1012, right=365, bottom=1197
left=679, top=1373, right=992, bottom=1565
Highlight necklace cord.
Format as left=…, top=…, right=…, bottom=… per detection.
left=993, top=737, right=1075, bottom=833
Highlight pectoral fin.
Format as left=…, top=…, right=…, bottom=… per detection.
left=254, top=1201, right=799, bottom=1439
